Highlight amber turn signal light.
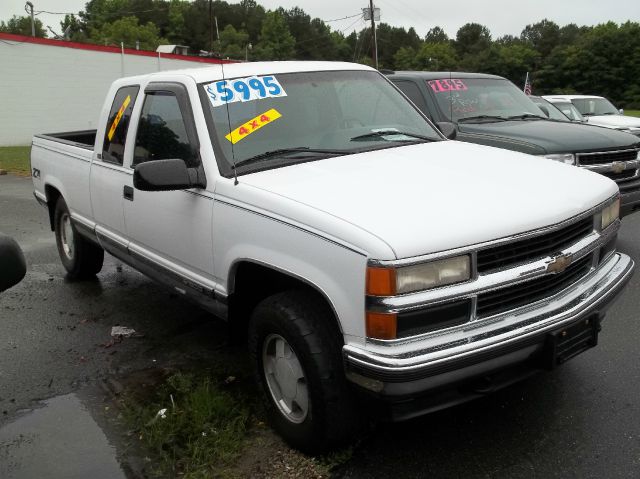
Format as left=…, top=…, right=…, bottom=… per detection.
left=366, top=312, right=397, bottom=340
left=366, top=267, right=396, bottom=296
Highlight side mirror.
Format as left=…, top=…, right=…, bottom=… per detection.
left=133, top=159, right=206, bottom=191
left=619, top=108, right=624, bottom=115
left=0, top=234, right=26, bottom=293
left=436, top=122, right=457, bottom=140
left=538, top=105, right=550, bottom=118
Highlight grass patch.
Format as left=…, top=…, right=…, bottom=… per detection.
left=124, top=371, right=252, bottom=478
left=0, top=146, right=31, bottom=175
left=625, top=110, right=640, bottom=118
left=121, top=369, right=353, bottom=478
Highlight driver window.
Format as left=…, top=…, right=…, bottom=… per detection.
left=133, top=92, right=199, bottom=167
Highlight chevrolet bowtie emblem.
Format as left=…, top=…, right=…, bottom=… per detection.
left=547, top=253, right=573, bottom=274
left=611, top=161, right=626, bottom=174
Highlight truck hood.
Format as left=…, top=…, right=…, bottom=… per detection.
left=237, top=141, right=617, bottom=260
left=458, top=118, right=640, bottom=154
left=586, top=115, right=640, bottom=129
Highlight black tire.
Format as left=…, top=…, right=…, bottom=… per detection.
left=54, top=197, right=104, bottom=279
left=248, top=289, right=361, bottom=454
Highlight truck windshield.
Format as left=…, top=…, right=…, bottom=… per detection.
left=554, top=102, right=585, bottom=121
left=571, top=98, right=619, bottom=116
left=530, top=97, right=569, bottom=122
left=427, top=78, right=546, bottom=122
left=200, top=70, right=441, bottom=175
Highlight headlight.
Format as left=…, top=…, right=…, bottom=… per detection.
left=543, top=153, right=576, bottom=165
left=601, top=198, right=620, bottom=230
left=367, top=255, right=471, bottom=296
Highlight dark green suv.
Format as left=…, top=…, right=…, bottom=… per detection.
left=387, top=71, right=640, bottom=216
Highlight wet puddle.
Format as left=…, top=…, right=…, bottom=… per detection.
left=0, top=393, right=127, bottom=479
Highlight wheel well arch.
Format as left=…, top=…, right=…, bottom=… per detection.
left=44, top=184, right=62, bottom=231
left=227, top=259, right=344, bottom=340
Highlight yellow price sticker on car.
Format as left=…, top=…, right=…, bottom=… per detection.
left=107, top=95, right=131, bottom=141
left=225, top=108, right=282, bottom=144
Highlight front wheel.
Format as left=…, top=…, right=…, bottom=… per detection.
left=54, top=197, right=104, bottom=279
left=248, top=290, right=361, bottom=454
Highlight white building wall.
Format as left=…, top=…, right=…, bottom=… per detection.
left=0, top=38, right=222, bottom=146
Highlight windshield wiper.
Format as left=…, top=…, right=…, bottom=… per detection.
left=233, top=147, right=351, bottom=170
left=350, top=130, right=436, bottom=142
left=504, top=113, right=546, bottom=120
left=457, top=115, right=508, bottom=123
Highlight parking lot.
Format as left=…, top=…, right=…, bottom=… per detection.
left=2, top=172, right=640, bottom=478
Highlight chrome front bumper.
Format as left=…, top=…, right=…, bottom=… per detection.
left=619, top=178, right=640, bottom=216
left=343, top=252, right=634, bottom=397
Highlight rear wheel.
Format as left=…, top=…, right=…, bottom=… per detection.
left=54, top=197, right=104, bottom=279
left=248, top=289, right=361, bottom=454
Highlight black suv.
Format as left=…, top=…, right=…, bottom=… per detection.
left=386, top=71, right=640, bottom=216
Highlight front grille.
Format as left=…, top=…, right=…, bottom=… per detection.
left=577, top=149, right=638, bottom=166
left=477, top=217, right=593, bottom=273
left=476, top=255, right=593, bottom=318
left=601, top=169, right=638, bottom=182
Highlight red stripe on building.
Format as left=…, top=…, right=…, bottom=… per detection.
left=0, top=32, right=233, bottom=64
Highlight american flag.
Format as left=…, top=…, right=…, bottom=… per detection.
left=524, top=72, right=532, bottom=96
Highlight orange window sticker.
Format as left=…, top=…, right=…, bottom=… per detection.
left=225, top=108, right=282, bottom=144
left=107, top=95, right=131, bottom=141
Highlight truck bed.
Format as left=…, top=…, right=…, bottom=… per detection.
left=34, top=130, right=96, bottom=150
left=31, top=130, right=95, bottom=223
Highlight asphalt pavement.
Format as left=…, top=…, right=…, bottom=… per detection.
left=1, top=173, right=640, bottom=478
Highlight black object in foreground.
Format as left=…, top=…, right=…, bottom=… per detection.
left=0, top=233, right=26, bottom=292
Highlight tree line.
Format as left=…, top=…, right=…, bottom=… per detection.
left=2, top=0, right=639, bottom=107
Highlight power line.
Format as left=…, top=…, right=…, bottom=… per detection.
left=338, top=16, right=365, bottom=35
left=322, top=12, right=363, bottom=23
left=32, top=7, right=168, bottom=17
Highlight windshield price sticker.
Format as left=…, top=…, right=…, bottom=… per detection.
left=107, top=95, right=131, bottom=141
left=225, top=108, right=282, bottom=144
left=205, top=75, right=287, bottom=108
left=428, top=79, right=468, bottom=93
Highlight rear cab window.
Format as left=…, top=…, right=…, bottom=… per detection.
left=102, top=86, right=140, bottom=165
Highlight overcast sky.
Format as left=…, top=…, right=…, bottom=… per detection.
left=2, top=0, right=639, bottom=39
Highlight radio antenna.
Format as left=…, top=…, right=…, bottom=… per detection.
left=449, top=70, right=453, bottom=124
left=219, top=59, right=239, bottom=185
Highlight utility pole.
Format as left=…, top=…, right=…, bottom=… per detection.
left=209, top=0, right=214, bottom=55
left=368, top=0, right=378, bottom=70
left=25, top=2, right=35, bottom=37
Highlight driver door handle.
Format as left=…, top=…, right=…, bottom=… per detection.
left=123, top=185, right=134, bottom=201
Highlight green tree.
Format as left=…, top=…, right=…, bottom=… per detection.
left=166, top=0, right=189, bottom=44
left=454, top=23, right=491, bottom=71
left=252, top=11, right=295, bottom=60
left=485, top=43, right=539, bottom=85
left=60, top=14, right=89, bottom=42
left=0, top=15, right=47, bottom=37
left=455, top=23, right=491, bottom=56
left=424, top=26, right=448, bottom=43
left=90, top=16, right=166, bottom=49
left=375, top=23, right=421, bottom=69
left=415, top=42, right=459, bottom=71
left=218, top=24, right=249, bottom=59
left=393, top=46, right=418, bottom=70
left=520, top=19, right=560, bottom=58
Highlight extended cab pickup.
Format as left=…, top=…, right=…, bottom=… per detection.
left=31, top=62, right=634, bottom=453
left=387, top=71, right=640, bottom=217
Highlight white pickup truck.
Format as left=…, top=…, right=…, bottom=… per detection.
left=31, top=62, right=634, bottom=453
left=544, top=95, right=640, bottom=137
